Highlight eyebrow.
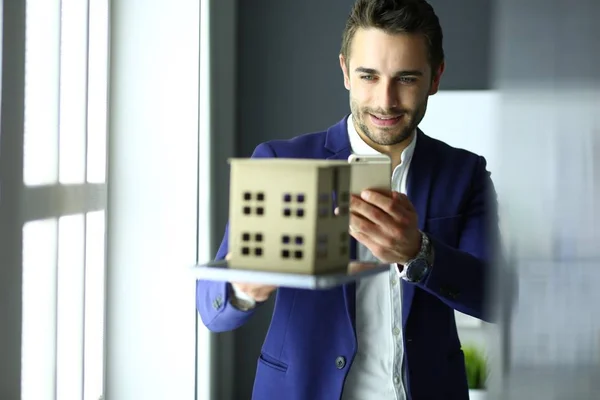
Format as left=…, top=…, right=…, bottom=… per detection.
left=354, top=67, right=424, bottom=77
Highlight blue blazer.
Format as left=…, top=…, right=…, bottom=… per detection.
left=197, top=116, right=498, bottom=400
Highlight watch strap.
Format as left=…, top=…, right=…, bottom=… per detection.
left=410, top=231, right=434, bottom=265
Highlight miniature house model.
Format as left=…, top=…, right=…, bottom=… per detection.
left=227, top=159, right=352, bottom=275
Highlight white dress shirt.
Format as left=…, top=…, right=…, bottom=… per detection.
left=341, top=115, right=416, bottom=400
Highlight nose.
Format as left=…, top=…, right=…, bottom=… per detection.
left=378, top=78, right=399, bottom=109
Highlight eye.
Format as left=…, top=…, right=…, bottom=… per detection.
left=398, top=77, right=418, bottom=84
left=360, top=75, right=376, bottom=81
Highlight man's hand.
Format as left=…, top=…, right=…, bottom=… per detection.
left=348, top=189, right=421, bottom=264
left=231, top=282, right=277, bottom=302
left=225, top=253, right=277, bottom=302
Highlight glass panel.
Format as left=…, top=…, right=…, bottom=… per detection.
left=86, top=0, right=109, bottom=184
left=59, top=0, right=89, bottom=184
left=21, top=218, right=58, bottom=400
left=56, top=214, right=85, bottom=400
left=83, top=211, right=106, bottom=400
left=491, top=2, right=600, bottom=398
left=197, top=0, right=212, bottom=397
left=23, top=0, right=60, bottom=186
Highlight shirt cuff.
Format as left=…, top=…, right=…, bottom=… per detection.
left=396, top=263, right=408, bottom=280
left=229, top=283, right=257, bottom=310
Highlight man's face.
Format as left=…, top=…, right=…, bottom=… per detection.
left=340, top=28, right=444, bottom=146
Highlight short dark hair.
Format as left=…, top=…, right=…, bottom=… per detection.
left=341, top=0, right=444, bottom=73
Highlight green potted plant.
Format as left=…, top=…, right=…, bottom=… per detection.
left=462, top=344, right=488, bottom=399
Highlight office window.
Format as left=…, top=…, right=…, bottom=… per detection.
left=56, top=214, right=85, bottom=399
left=58, top=0, right=88, bottom=184
left=20, top=0, right=109, bottom=399
left=86, top=0, right=109, bottom=184
left=21, top=219, right=58, bottom=400
left=84, top=211, right=106, bottom=400
left=23, top=0, right=60, bottom=186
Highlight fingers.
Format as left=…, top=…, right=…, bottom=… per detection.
left=227, top=253, right=276, bottom=301
left=350, top=195, right=394, bottom=228
left=392, top=191, right=416, bottom=213
left=352, top=191, right=417, bottom=234
left=350, top=218, right=392, bottom=248
left=361, top=190, right=414, bottom=215
left=348, top=261, right=379, bottom=274
left=249, top=285, right=277, bottom=302
left=349, top=209, right=384, bottom=240
left=338, top=191, right=414, bottom=221
left=348, top=229, right=394, bottom=262
left=232, top=282, right=277, bottom=302
left=349, top=217, right=393, bottom=255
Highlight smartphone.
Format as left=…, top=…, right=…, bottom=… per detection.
left=347, top=154, right=391, bottom=194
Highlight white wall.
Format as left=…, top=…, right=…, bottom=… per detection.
left=105, top=1, right=200, bottom=398
left=420, top=90, right=500, bottom=174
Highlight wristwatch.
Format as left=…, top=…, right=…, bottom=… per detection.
left=404, top=231, right=434, bottom=283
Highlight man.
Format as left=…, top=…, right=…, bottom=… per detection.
left=197, top=0, right=499, bottom=398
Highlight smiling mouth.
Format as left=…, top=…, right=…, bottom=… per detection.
left=369, top=113, right=403, bottom=126
left=372, top=115, right=400, bottom=120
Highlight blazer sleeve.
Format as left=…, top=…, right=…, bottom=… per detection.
left=416, top=156, right=500, bottom=322
left=196, top=143, right=277, bottom=332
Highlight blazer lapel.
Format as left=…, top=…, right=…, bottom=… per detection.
left=402, top=129, right=436, bottom=327
left=323, top=116, right=357, bottom=331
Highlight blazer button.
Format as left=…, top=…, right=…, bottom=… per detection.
left=335, top=356, right=346, bottom=369
left=212, top=295, right=223, bottom=310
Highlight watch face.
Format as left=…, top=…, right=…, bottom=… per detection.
left=406, top=258, right=429, bottom=282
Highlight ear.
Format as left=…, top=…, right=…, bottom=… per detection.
left=428, top=61, right=446, bottom=95
left=339, top=54, right=351, bottom=90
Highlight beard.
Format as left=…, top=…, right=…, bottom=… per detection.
left=350, top=95, right=428, bottom=146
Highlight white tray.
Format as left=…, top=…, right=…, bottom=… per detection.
left=193, top=260, right=391, bottom=290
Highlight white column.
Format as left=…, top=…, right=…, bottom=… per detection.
left=105, top=0, right=200, bottom=398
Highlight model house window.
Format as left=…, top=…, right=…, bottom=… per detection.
left=241, top=232, right=265, bottom=257
left=281, top=234, right=304, bottom=259
left=317, top=234, right=328, bottom=258
left=282, top=192, right=306, bottom=218
left=242, top=191, right=266, bottom=215
left=340, top=232, right=349, bottom=256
